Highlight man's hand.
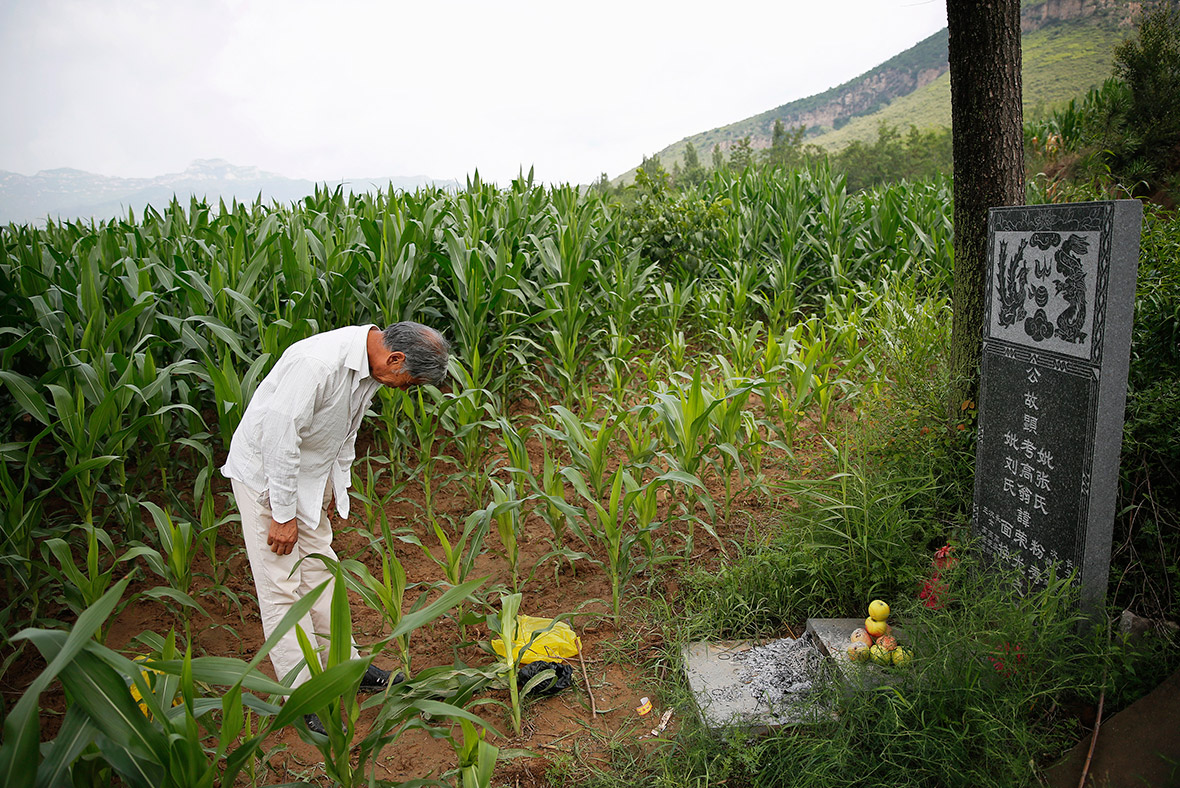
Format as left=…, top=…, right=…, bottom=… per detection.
left=268, top=517, right=298, bottom=555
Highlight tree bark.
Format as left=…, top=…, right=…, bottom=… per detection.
left=947, top=0, right=1025, bottom=416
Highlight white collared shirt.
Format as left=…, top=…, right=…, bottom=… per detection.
left=221, top=325, right=382, bottom=528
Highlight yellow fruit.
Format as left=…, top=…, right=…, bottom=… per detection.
left=865, top=616, right=887, bottom=638
left=849, top=628, right=873, bottom=648
left=892, top=647, right=912, bottom=667
left=846, top=642, right=869, bottom=662
left=869, top=643, right=892, bottom=666
left=868, top=599, right=890, bottom=622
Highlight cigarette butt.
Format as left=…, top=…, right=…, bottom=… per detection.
left=635, top=697, right=652, bottom=716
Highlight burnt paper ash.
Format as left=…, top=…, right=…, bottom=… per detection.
left=734, top=636, right=825, bottom=710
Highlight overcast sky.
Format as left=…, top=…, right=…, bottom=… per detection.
left=0, top=0, right=948, bottom=186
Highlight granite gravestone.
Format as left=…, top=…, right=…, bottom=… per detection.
left=972, top=200, right=1142, bottom=614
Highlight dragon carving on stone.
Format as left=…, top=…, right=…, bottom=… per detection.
left=1053, top=233, right=1089, bottom=344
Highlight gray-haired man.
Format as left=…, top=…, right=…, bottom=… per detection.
left=221, top=322, right=449, bottom=734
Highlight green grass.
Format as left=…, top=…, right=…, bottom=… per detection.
left=814, top=21, right=1123, bottom=151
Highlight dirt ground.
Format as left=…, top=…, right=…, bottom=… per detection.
left=3, top=394, right=831, bottom=786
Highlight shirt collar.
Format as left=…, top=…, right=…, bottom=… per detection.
left=347, top=324, right=379, bottom=381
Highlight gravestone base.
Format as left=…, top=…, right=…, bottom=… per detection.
left=681, top=621, right=917, bottom=731
left=805, top=618, right=908, bottom=688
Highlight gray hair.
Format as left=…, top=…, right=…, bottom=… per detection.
left=381, top=322, right=451, bottom=386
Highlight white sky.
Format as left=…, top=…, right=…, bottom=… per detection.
left=0, top=0, right=948, bottom=186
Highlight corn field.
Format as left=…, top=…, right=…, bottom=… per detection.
left=0, top=164, right=956, bottom=786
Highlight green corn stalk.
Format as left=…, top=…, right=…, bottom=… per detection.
left=136, top=502, right=210, bottom=641
left=449, top=717, right=500, bottom=788
left=0, top=577, right=341, bottom=788
left=441, top=361, right=499, bottom=504
left=485, top=592, right=533, bottom=736
left=288, top=563, right=369, bottom=786
left=401, top=385, right=453, bottom=523
left=715, top=320, right=764, bottom=381
left=599, top=321, right=637, bottom=410
left=372, top=386, right=413, bottom=471
left=482, top=479, right=528, bottom=594
left=533, top=200, right=603, bottom=406
left=536, top=436, right=572, bottom=548
left=706, top=376, right=758, bottom=523
left=324, top=519, right=487, bottom=680
left=397, top=507, right=490, bottom=643
left=561, top=465, right=634, bottom=626
left=40, top=525, right=155, bottom=644
left=635, top=367, right=724, bottom=561
left=536, top=404, right=619, bottom=501
left=667, top=329, right=688, bottom=370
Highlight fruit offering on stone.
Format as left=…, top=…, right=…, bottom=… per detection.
left=864, top=616, right=888, bottom=638
left=850, top=628, right=873, bottom=648
left=876, top=635, right=898, bottom=653
left=868, top=599, right=890, bottom=622
left=847, top=641, right=870, bottom=662
left=869, top=643, right=892, bottom=666
left=892, top=647, right=912, bottom=667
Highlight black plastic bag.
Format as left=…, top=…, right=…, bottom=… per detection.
left=517, top=661, right=573, bottom=697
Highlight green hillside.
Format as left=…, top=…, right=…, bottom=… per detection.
left=815, top=19, right=1124, bottom=151
left=619, top=0, right=1146, bottom=182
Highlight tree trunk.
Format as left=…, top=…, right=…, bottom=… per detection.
left=947, top=0, right=1025, bottom=417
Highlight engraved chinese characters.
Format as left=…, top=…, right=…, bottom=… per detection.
left=973, top=201, right=1142, bottom=615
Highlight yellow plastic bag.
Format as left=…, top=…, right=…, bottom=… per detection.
left=492, top=615, right=581, bottom=664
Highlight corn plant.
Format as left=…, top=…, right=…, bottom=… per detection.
left=39, top=525, right=153, bottom=644
left=289, top=563, right=371, bottom=785
left=706, top=376, right=759, bottom=522
left=592, top=247, right=656, bottom=347
left=536, top=404, right=619, bottom=501
left=371, top=386, right=414, bottom=471
left=441, top=361, right=499, bottom=504
left=635, top=367, right=724, bottom=560
left=479, top=479, right=529, bottom=594
left=531, top=435, right=573, bottom=549
left=561, top=465, right=684, bottom=626
left=326, top=524, right=487, bottom=680
left=495, top=415, right=533, bottom=491
left=650, top=280, right=694, bottom=348
left=351, top=452, right=406, bottom=538
left=533, top=196, right=604, bottom=406
left=401, top=385, right=453, bottom=523
left=432, top=228, right=532, bottom=398
left=0, top=577, right=346, bottom=788
left=484, top=592, right=566, bottom=737
left=599, top=321, right=638, bottom=409
left=715, top=320, right=764, bottom=381
left=136, top=502, right=210, bottom=640
left=0, top=432, right=50, bottom=610
left=443, top=718, right=500, bottom=788
left=397, top=507, right=490, bottom=643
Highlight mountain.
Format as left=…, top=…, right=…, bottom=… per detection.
left=623, top=0, right=1148, bottom=183
left=0, top=159, right=460, bottom=226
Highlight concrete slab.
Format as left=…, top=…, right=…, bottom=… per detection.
left=681, top=638, right=830, bottom=730
left=806, top=617, right=907, bottom=687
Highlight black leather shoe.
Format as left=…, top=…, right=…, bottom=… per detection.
left=304, top=713, right=328, bottom=735
left=358, top=664, right=404, bottom=694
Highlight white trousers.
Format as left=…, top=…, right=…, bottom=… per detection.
left=231, top=478, right=359, bottom=689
